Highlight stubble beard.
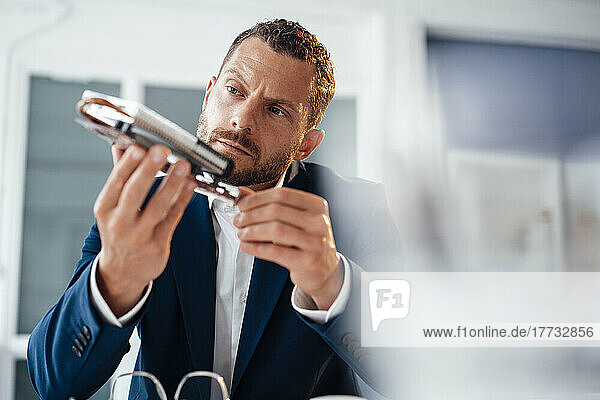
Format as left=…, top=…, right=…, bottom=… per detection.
left=196, top=112, right=301, bottom=187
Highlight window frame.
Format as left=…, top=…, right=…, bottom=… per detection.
left=0, top=64, right=145, bottom=399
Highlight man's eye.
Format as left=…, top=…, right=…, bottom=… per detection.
left=226, top=86, right=240, bottom=95
left=269, top=106, right=284, bottom=116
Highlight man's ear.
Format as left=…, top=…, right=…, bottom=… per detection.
left=294, top=128, right=325, bottom=161
left=202, top=76, right=218, bottom=110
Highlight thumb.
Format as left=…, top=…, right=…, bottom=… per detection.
left=236, top=186, right=255, bottom=202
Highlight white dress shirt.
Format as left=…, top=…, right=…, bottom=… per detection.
left=88, top=173, right=352, bottom=393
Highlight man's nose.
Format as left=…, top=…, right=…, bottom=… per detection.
left=230, top=100, right=258, bottom=134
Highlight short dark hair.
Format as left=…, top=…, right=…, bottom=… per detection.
left=218, top=18, right=335, bottom=131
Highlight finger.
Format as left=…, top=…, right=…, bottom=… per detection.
left=118, top=145, right=170, bottom=216
left=237, top=221, right=324, bottom=251
left=95, top=145, right=146, bottom=212
left=139, top=160, right=191, bottom=228
left=154, top=178, right=197, bottom=242
left=237, top=186, right=255, bottom=199
left=237, top=187, right=328, bottom=214
left=234, top=203, right=328, bottom=235
left=239, top=241, right=302, bottom=269
left=111, top=145, right=125, bottom=166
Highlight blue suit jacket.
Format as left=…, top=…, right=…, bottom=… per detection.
left=27, top=161, right=402, bottom=400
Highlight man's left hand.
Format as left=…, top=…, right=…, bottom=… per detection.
left=233, top=187, right=343, bottom=310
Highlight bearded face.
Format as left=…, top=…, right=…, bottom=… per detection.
left=196, top=112, right=301, bottom=187
left=194, top=37, right=318, bottom=189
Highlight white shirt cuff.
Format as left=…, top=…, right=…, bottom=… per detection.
left=291, top=252, right=351, bottom=324
left=89, top=254, right=152, bottom=327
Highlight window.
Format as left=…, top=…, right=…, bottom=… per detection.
left=10, top=76, right=119, bottom=400
left=428, top=39, right=600, bottom=271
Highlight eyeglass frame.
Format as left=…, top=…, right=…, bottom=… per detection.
left=108, top=370, right=230, bottom=400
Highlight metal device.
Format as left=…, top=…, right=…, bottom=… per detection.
left=75, top=90, right=240, bottom=204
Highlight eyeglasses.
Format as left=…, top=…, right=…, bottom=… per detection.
left=108, top=370, right=230, bottom=400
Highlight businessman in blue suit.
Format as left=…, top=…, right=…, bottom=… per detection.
left=27, top=19, right=402, bottom=399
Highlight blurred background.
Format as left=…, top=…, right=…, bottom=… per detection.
left=0, top=0, right=599, bottom=399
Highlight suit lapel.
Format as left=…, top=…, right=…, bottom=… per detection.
left=170, top=193, right=216, bottom=396
left=231, top=162, right=312, bottom=394
left=231, top=258, right=289, bottom=393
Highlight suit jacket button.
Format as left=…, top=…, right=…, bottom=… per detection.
left=353, top=348, right=365, bottom=358
left=82, top=325, right=92, bottom=340
left=341, top=333, right=353, bottom=345
left=72, top=346, right=82, bottom=358
left=347, top=341, right=359, bottom=352
left=358, top=354, right=371, bottom=364
left=77, top=332, right=88, bottom=347
left=74, top=338, right=84, bottom=353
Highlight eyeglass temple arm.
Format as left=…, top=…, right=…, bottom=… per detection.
left=109, top=371, right=169, bottom=400
left=174, top=371, right=230, bottom=400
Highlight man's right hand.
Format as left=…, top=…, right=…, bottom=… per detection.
left=94, top=144, right=197, bottom=317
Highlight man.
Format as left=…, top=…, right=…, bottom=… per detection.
left=27, top=19, right=401, bottom=399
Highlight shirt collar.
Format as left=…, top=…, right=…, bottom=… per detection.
left=207, top=168, right=288, bottom=210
